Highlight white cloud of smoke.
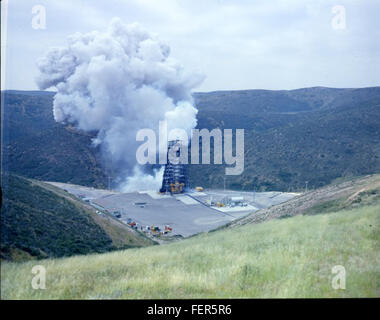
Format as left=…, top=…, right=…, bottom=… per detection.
left=119, top=166, right=164, bottom=193
left=36, top=18, right=204, bottom=191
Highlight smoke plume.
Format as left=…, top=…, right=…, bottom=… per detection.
left=36, top=18, right=204, bottom=191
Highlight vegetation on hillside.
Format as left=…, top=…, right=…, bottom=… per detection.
left=2, top=87, right=380, bottom=191
left=1, top=203, right=378, bottom=299
left=2, top=91, right=107, bottom=188
left=0, top=173, right=155, bottom=261
left=191, top=87, right=380, bottom=191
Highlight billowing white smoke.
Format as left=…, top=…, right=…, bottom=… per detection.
left=119, top=166, right=165, bottom=193
left=36, top=18, right=204, bottom=191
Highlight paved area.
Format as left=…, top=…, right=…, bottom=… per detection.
left=91, top=192, right=243, bottom=237
left=46, top=182, right=119, bottom=199
left=46, top=182, right=299, bottom=237
left=190, top=189, right=300, bottom=211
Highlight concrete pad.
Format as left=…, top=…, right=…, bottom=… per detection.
left=187, top=191, right=207, bottom=196
left=194, top=216, right=234, bottom=225
left=46, top=181, right=119, bottom=199
left=139, top=190, right=171, bottom=199
left=214, top=205, right=258, bottom=213
left=175, top=195, right=199, bottom=205
left=91, top=192, right=233, bottom=237
left=46, top=182, right=299, bottom=238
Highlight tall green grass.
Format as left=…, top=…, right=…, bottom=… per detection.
left=1, top=204, right=379, bottom=299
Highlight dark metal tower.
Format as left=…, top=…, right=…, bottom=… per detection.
left=160, top=140, right=188, bottom=194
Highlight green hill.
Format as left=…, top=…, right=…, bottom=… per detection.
left=0, top=173, right=155, bottom=261
left=191, top=87, right=380, bottom=190
left=2, top=87, right=380, bottom=191
left=1, top=91, right=106, bottom=188
left=1, top=175, right=379, bottom=299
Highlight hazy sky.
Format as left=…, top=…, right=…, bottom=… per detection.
left=2, top=0, right=380, bottom=92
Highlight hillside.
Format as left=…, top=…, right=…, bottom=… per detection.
left=1, top=179, right=379, bottom=298
left=0, top=173, right=155, bottom=261
left=227, top=174, right=380, bottom=227
left=1, top=91, right=107, bottom=188
left=191, top=87, right=380, bottom=190
left=2, top=87, right=380, bottom=191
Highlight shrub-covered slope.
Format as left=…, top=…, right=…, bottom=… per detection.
left=1, top=91, right=106, bottom=188
left=2, top=87, right=380, bottom=191
left=0, top=173, right=155, bottom=261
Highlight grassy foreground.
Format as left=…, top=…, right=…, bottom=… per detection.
left=1, top=204, right=379, bottom=299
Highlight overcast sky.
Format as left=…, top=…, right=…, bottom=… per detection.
left=2, top=0, right=380, bottom=92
